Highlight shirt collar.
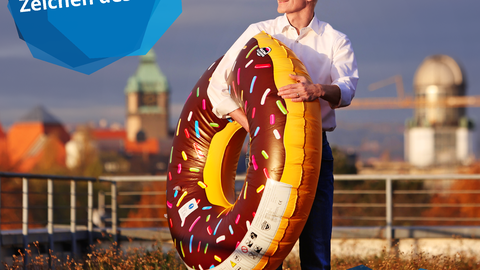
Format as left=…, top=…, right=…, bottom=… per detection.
left=278, top=13, right=323, bottom=36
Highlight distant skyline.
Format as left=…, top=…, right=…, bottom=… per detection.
left=1, top=0, right=480, bottom=130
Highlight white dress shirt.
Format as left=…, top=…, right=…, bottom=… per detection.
left=207, top=14, right=359, bottom=131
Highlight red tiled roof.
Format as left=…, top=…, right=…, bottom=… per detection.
left=125, top=138, right=159, bottom=154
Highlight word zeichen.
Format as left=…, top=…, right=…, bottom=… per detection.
left=19, top=0, right=129, bottom=13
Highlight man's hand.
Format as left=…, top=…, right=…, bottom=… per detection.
left=277, top=74, right=341, bottom=106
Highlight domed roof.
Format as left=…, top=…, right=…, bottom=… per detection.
left=125, top=49, right=169, bottom=94
left=413, top=55, right=464, bottom=87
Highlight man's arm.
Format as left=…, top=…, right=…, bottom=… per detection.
left=228, top=108, right=250, bottom=133
left=207, top=25, right=261, bottom=121
left=278, top=36, right=358, bottom=107
left=277, top=74, right=341, bottom=105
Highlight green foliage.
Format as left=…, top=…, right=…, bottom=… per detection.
left=332, top=146, right=357, bottom=175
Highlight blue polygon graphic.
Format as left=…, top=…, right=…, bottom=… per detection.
left=7, top=0, right=182, bottom=74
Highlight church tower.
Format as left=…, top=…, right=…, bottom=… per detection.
left=125, top=49, right=170, bottom=142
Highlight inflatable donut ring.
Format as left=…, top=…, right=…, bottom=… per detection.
left=167, top=32, right=323, bottom=270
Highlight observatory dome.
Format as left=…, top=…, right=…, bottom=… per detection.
left=414, top=54, right=464, bottom=88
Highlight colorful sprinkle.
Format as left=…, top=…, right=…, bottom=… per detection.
left=235, top=214, right=241, bottom=224
left=264, top=168, right=271, bottom=179
left=255, top=64, right=271, bottom=69
left=174, top=190, right=178, bottom=198
left=184, top=129, right=190, bottom=138
left=180, top=241, right=185, bottom=257
left=245, top=59, right=253, bottom=68
left=209, top=122, right=219, bottom=127
left=176, top=191, right=188, bottom=207
left=197, top=181, right=207, bottom=189
left=216, top=235, right=226, bottom=243
left=204, top=243, right=209, bottom=254
left=207, top=226, right=213, bottom=235
left=246, top=220, right=251, bottom=229
left=250, top=76, right=257, bottom=93
left=261, top=150, right=269, bottom=159
left=252, top=155, right=258, bottom=170
left=189, top=235, right=193, bottom=253
left=167, top=201, right=172, bottom=208
left=169, top=218, right=173, bottom=227
left=261, top=88, right=271, bottom=105
left=168, top=172, right=172, bottom=180
left=190, top=168, right=200, bottom=172
left=244, top=183, right=248, bottom=200
left=270, top=114, right=275, bottom=125
left=246, top=45, right=258, bottom=58
left=189, top=216, right=201, bottom=232
left=169, top=147, right=173, bottom=163
left=198, top=241, right=201, bottom=253
left=276, top=100, right=288, bottom=114
left=237, top=68, right=241, bottom=84
left=182, top=151, right=188, bottom=161
left=214, top=219, right=222, bottom=235
left=236, top=241, right=240, bottom=248
left=202, top=99, right=206, bottom=110
left=229, top=225, right=234, bottom=235
left=194, top=143, right=205, bottom=158
left=257, top=185, right=265, bottom=193
left=203, top=206, right=212, bottom=210
left=177, top=163, right=182, bottom=174
left=206, top=214, right=211, bottom=222
left=188, top=111, right=193, bottom=121
left=176, top=119, right=181, bottom=136
left=214, top=255, right=222, bottom=263
left=195, top=121, right=201, bottom=138
left=244, top=100, right=247, bottom=112
left=254, top=126, right=260, bottom=136
left=273, top=129, right=281, bottom=139
left=241, top=90, right=243, bottom=101
left=252, top=212, right=256, bottom=217
left=196, top=87, right=199, bottom=97
left=252, top=107, right=256, bottom=119
left=232, top=82, right=237, bottom=98
left=208, top=61, right=215, bottom=70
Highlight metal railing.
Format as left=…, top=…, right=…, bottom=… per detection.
left=0, top=172, right=100, bottom=267
left=1, top=172, right=480, bottom=262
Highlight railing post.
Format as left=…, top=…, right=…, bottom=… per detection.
left=98, top=191, right=105, bottom=229
left=70, top=180, right=77, bottom=257
left=22, top=177, right=28, bottom=269
left=87, top=180, right=93, bottom=248
left=47, top=179, right=54, bottom=268
left=386, top=177, right=393, bottom=251
left=111, top=182, right=118, bottom=245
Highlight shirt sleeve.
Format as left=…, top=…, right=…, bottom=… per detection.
left=207, top=25, right=261, bottom=119
left=330, top=35, right=359, bottom=108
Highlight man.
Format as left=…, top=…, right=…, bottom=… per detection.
left=207, top=0, right=358, bottom=269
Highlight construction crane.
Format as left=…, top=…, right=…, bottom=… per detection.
left=347, top=75, right=480, bottom=110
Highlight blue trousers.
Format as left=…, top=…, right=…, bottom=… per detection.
left=277, top=132, right=334, bottom=270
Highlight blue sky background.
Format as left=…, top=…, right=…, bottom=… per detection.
left=1, top=0, right=480, bottom=130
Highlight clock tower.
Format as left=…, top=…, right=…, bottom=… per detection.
left=125, top=49, right=170, bottom=142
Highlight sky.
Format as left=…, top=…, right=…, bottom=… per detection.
left=1, top=0, right=480, bottom=130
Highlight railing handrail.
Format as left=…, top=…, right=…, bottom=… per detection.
left=0, top=171, right=99, bottom=182
left=97, top=173, right=480, bottom=182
